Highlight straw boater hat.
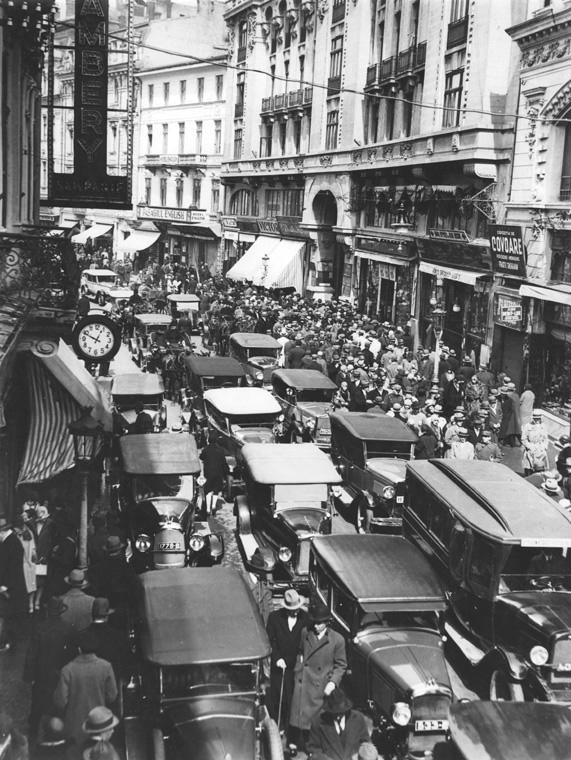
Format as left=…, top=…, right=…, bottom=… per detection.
left=282, top=588, right=303, bottom=611
left=65, top=568, right=88, bottom=588
left=542, top=478, right=561, bottom=494
left=82, top=707, right=119, bottom=737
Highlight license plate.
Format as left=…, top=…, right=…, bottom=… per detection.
left=415, top=719, right=449, bottom=733
left=157, top=542, right=182, bottom=551
left=557, top=663, right=571, bottom=671
left=396, top=496, right=404, bottom=503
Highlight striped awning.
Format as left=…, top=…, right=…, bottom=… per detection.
left=17, top=355, right=82, bottom=484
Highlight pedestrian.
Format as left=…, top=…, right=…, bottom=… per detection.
left=86, top=537, right=135, bottom=626
left=0, top=711, right=29, bottom=760
left=519, top=383, right=536, bottom=429
left=33, top=505, right=54, bottom=613
left=266, top=589, right=309, bottom=731
left=499, top=382, right=521, bottom=447
left=447, top=428, right=475, bottom=460
left=84, top=598, right=132, bottom=684
left=53, top=629, right=118, bottom=750
left=475, top=430, right=503, bottom=461
left=24, top=595, right=75, bottom=737
left=442, top=374, right=464, bottom=420
left=60, top=569, right=95, bottom=632
left=128, top=402, right=154, bottom=434
left=13, top=516, right=37, bottom=615
left=487, top=388, right=503, bottom=443
left=80, top=707, right=121, bottom=760
left=44, top=514, right=77, bottom=601
left=0, top=516, right=28, bottom=652
left=414, top=423, right=439, bottom=459
left=87, top=514, right=109, bottom=567
left=307, top=689, right=370, bottom=760
left=199, top=432, right=229, bottom=512
left=521, top=409, right=549, bottom=476
left=464, top=375, right=484, bottom=415
left=289, top=599, right=347, bottom=756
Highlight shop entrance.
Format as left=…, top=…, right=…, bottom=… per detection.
left=492, top=326, right=524, bottom=387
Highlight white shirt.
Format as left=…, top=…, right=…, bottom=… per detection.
left=335, top=716, right=346, bottom=734
left=287, top=615, right=298, bottom=631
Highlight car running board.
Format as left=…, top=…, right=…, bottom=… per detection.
left=444, top=621, right=486, bottom=666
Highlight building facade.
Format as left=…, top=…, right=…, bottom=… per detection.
left=222, top=0, right=524, bottom=361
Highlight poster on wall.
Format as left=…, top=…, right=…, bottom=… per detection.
left=488, top=225, right=526, bottom=277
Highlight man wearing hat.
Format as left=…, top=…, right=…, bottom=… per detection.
left=540, top=477, right=565, bottom=503
left=475, top=429, right=502, bottom=462
left=84, top=598, right=132, bottom=683
left=24, top=596, right=75, bottom=737
left=348, top=372, right=368, bottom=413
left=61, top=569, right=95, bottom=632
left=289, top=600, right=347, bottom=755
left=0, top=516, right=27, bottom=652
left=521, top=409, right=549, bottom=476
left=447, top=428, right=475, bottom=460
left=487, top=388, right=502, bottom=443
left=266, top=589, right=309, bottom=729
left=87, top=536, right=135, bottom=622
left=442, top=374, right=464, bottom=420
left=498, top=382, right=521, bottom=447
left=307, top=688, right=369, bottom=760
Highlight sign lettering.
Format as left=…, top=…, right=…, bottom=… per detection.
left=494, top=293, right=524, bottom=330
left=488, top=224, right=527, bottom=277
left=137, top=205, right=207, bottom=224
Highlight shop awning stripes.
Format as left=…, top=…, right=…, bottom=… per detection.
left=17, top=355, right=81, bottom=485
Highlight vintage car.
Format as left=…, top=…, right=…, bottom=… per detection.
left=235, top=443, right=343, bottom=591
left=203, top=387, right=283, bottom=494
left=118, top=433, right=223, bottom=570
left=167, top=293, right=201, bottom=332
left=405, top=459, right=571, bottom=703
left=330, top=411, right=418, bottom=533
left=228, top=332, right=281, bottom=387
left=81, top=268, right=132, bottom=306
left=443, top=701, right=571, bottom=760
left=129, top=313, right=174, bottom=369
left=182, top=355, right=246, bottom=446
left=111, top=372, right=167, bottom=431
left=271, top=369, right=337, bottom=449
left=125, top=568, right=283, bottom=760
left=309, top=534, right=451, bottom=760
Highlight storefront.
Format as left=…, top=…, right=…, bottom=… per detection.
left=417, top=235, right=492, bottom=361
left=136, top=205, right=213, bottom=271
left=491, top=289, right=525, bottom=386
left=353, top=236, right=416, bottom=325
left=116, top=221, right=162, bottom=268
left=221, top=216, right=257, bottom=275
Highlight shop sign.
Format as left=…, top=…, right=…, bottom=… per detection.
left=138, top=206, right=206, bottom=223
left=48, top=0, right=130, bottom=209
left=488, top=224, right=526, bottom=277
left=236, top=218, right=259, bottom=234
left=417, top=238, right=492, bottom=271
left=224, top=230, right=240, bottom=241
left=277, top=216, right=309, bottom=239
left=494, top=293, right=523, bottom=330
left=222, top=215, right=238, bottom=229
left=355, top=236, right=413, bottom=258
left=258, top=219, right=280, bottom=235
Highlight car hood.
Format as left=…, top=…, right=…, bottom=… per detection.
left=165, top=696, right=256, bottom=760
left=498, top=592, right=571, bottom=637
left=233, top=427, right=276, bottom=445
left=296, top=401, right=333, bottom=419
left=354, top=628, right=450, bottom=693
left=365, top=458, right=407, bottom=484
left=109, top=287, right=132, bottom=298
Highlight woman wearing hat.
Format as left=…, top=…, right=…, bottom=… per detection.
left=288, top=600, right=347, bottom=756
left=80, top=707, right=120, bottom=760
left=521, top=409, right=549, bottom=476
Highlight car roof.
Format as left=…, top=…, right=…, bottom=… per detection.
left=449, top=701, right=571, bottom=760
left=230, top=332, right=281, bottom=349
left=272, top=369, right=337, bottom=390
left=137, top=567, right=270, bottom=665
left=166, top=293, right=200, bottom=302
left=135, top=313, right=173, bottom=326
left=242, top=443, right=342, bottom=484
left=330, top=411, right=418, bottom=443
left=184, top=355, right=245, bottom=378
left=119, top=433, right=200, bottom=474
left=82, top=268, right=116, bottom=276
left=407, top=460, right=571, bottom=546
left=111, top=373, right=164, bottom=396
left=311, top=535, right=445, bottom=609
left=203, top=387, right=281, bottom=415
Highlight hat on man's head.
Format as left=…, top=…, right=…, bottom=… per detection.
left=543, top=470, right=562, bottom=482
left=503, top=376, right=512, bottom=384
left=283, top=588, right=303, bottom=611
left=542, top=478, right=561, bottom=494
left=38, top=716, right=66, bottom=747
left=358, top=744, right=379, bottom=760
left=105, top=535, right=126, bottom=556
left=532, top=409, right=543, bottom=418
left=489, top=388, right=499, bottom=397
left=322, top=689, right=353, bottom=715
left=498, top=385, right=509, bottom=394
left=82, top=706, right=119, bottom=737
left=0, top=517, right=11, bottom=531
left=308, top=599, right=331, bottom=623
left=47, top=596, right=68, bottom=617
left=506, top=382, right=516, bottom=391
left=65, top=568, right=88, bottom=588
left=92, top=597, right=111, bottom=619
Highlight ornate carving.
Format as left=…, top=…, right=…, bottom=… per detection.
left=319, top=154, right=333, bottom=166
left=226, top=23, right=235, bottom=60
left=382, top=145, right=393, bottom=159
left=451, top=133, right=460, bottom=152
left=352, top=150, right=362, bottom=164
left=399, top=141, right=413, bottom=159
left=367, top=148, right=377, bottom=161
left=522, top=38, right=571, bottom=68
left=252, top=160, right=261, bottom=170
left=525, top=98, right=544, bottom=158
left=317, top=0, right=328, bottom=21
left=279, top=158, right=289, bottom=168
left=293, top=156, right=304, bottom=168
left=247, top=12, right=257, bottom=51
left=266, top=159, right=275, bottom=169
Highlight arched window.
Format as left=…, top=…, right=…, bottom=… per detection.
left=229, top=189, right=259, bottom=216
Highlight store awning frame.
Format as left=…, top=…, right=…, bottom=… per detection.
left=519, top=283, right=571, bottom=307
left=117, top=229, right=161, bottom=255
left=251, top=238, right=305, bottom=291
left=419, top=261, right=488, bottom=287
left=355, top=250, right=413, bottom=267
left=226, top=236, right=282, bottom=282
left=71, top=223, right=112, bottom=245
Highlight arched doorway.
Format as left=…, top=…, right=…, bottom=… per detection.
left=312, top=190, right=338, bottom=226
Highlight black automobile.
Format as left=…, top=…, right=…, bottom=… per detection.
left=234, top=442, right=342, bottom=591
left=228, top=332, right=281, bottom=387
left=309, top=534, right=452, bottom=760
left=271, top=369, right=337, bottom=449
left=330, top=411, right=417, bottom=533
left=405, top=459, right=571, bottom=703
left=118, top=433, right=223, bottom=569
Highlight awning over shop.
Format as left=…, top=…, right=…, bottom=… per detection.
left=226, top=236, right=281, bottom=282
left=60, top=219, right=79, bottom=228
left=117, top=229, right=161, bottom=255
left=519, top=283, right=571, bottom=307
left=419, top=261, right=486, bottom=286
left=251, top=238, right=305, bottom=291
left=71, top=223, right=112, bottom=244
left=355, top=250, right=411, bottom=267
left=192, top=221, right=221, bottom=239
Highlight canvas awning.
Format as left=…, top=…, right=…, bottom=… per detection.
left=117, top=229, right=161, bottom=254
left=355, top=250, right=412, bottom=266
left=71, top=224, right=112, bottom=244
left=226, top=236, right=281, bottom=282
left=419, top=261, right=486, bottom=287
left=251, top=238, right=305, bottom=291
left=519, top=283, right=571, bottom=307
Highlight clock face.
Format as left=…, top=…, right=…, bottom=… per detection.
left=72, top=315, right=121, bottom=362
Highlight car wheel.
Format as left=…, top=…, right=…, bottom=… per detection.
left=489, top=669, right=525, bottom=701
left=260, top=716, right=284, bottom=760
left=97, top=292, right=106, bottom=306
left=152, top=727, right=166, bottom=760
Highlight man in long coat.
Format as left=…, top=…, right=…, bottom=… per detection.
left=60, top=569, right=95, bottom=632
left=0, top=517, right=28, bottom=650
left=289, top=600, right=347, bottom=754
left=498, top=383, right=522, bottom=447
left=307, top=689, right=370, bottom=760
left=266, top=589, right=309, bottom=729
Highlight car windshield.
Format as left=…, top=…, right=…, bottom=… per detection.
left=229, top=413, right=279, bottom=427
left=297, top=389, right=335, bottom=403
left=366, top=441, right=413, bottom=458
left=133, top=475, right=185, bottom=501
left=360, top=610, right=440, bottom=630
left=97, top=275, right=116, bottom=285
left=247, top=349, right=279, bottom=360
left=202, top=377, right=242, bottom=390
left=500, top=547, right=571, bottom=591
left=161, top=662, right=258, bottom=699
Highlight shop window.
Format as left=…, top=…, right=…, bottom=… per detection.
left=443, top=51, right=465, bottom=128
left=229, top=188, right=259, bottom=216
left=325, top=109, right=339, bottom=150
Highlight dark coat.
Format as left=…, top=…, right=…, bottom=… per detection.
left=129, top=410, right=154, bottom=434
left=415, top=430, right=438, bottom=459
left=348, top=384, right=368, bottom=413
left=289, top=627, right=347, bottom=730
left=200, top=442, right=228, bottom=492
left=442, top=381, right=464, bottom=419
left=60, top=588, right=95, bottom=632
left=85, top=621, right=133, bottom=680
left=287, top=345, right=306, bottom=369
left=87, top=555, right=136, bottom=610
left=307, top=709, right=370, bottom=760
left=499, top=391, right=521, bottom=439
left=0, top=531, right=28, bottom=617
left=266, top=608, right=309, bottom=724
left=45, top=534, right=77, bottom=599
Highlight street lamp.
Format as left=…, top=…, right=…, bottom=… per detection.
left=261, top=252, right=270, bottom=283
left=68, top=407, right=105, bottom=569
left=431, top=304, right=446, bottom=395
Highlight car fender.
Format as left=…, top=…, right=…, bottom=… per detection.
left=235, top=494, right=253, bottom=530
left=208, top=533, right=224, bottom=563
left=481, top=647, right=529, bottom=682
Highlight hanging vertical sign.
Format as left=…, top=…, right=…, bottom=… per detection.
left=47, top=0, right=131, bottom=209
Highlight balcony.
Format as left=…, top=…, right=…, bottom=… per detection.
left=288, top=89, right=304, bottom=107
left=274, top=93, right=288, bottom=110
left=327, top=76, right=341, bottom=96
left=304, top=86, right=313, bottom=104
left=365, top=42, right=426, bottom=91
left=366, top=63, right=379, bottom=87
left=261, top=96, right=274, bottom=113
left=331, top=0, right=345, bottom=23
left=397, top=46, right=416, bottom=75
left=260, top=88, right=313, bottom=118
left=380, top=56, right=397, bottom=84
left=235, top=102, right=244, bottom=118
left=447, top=16, right=468, bottom=49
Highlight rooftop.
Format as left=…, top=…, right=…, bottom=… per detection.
left=119, top=432, right=200, bottom=474
left=203, top=387, right=281, bottom=415
left=330, top=411, right=418, bottom=443
left=242, top=443, right=341, bottom=484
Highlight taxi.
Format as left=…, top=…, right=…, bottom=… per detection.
left=111, top=372, right=166, bottom=431
left=228, top=332, right=281, bottom=387
left=271, top=369, right=337, bottom=449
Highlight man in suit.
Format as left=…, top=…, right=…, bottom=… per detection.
left=289, top=600, right=347, bottom=756
left=266, top=589, right=309, bottom=730
left=307, top=689, right=370, bottom=760
left=0, top=516, right=28, bottom=651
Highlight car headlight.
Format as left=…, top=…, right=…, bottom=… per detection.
left=197, top=475, right=207, bottom=487
left=278, top=413, right=285, bottom=422
left=278, top=546, right=292, bottom=563
left=189, top=535, right=205, bottom=552
left=530, top=645, right=549, bottom=666
left=383, top=485, right=396, bottom=500
left=305, top=418, right=316, bottom=429
left=255, top=371, right=264, bottom=380
left=392, top=702, right=411, bottom=726
left=135, top=534, right=152, bottom=553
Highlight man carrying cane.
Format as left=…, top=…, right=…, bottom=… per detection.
left=266, top=589, right=309, bottom=733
